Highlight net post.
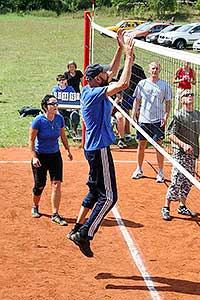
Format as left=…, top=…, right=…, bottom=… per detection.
left=82, top=11, right=91, bottom=148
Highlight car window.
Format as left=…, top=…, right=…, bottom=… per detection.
left=176, top=24, right=194, bottom=32
left=190, top=25, right=200, bottom=33
left=160, top=25, right=173, bottom=33
left=135, top=22, right=151, bottom=30
left=122, top=22, right=128, bottom=27
left=151, top=25, right=163, bottom=33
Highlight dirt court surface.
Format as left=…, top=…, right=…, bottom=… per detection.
left=0, top=146, right=200, bottom=300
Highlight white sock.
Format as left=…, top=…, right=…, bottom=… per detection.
left=158, top=169, right=164, bottom=175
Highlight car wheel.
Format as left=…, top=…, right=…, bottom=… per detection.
left=174, top=39, right=186, bottom=50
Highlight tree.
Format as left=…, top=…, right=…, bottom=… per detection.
left=147, top=0, right=176, bottom=17
left=195, top=0, right=200, bottom=11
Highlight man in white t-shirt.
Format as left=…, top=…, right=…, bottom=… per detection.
left=132, top=62, right=173, bottom=182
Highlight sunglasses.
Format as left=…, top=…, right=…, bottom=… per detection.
left=58, top=79, right=66, bottom=82
left=181, top=92, right=194, bottom=97
left=47, top=102, right=58, bottom=106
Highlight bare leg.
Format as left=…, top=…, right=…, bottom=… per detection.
left=76, top=206, right=90, bottom=224
left=156, top=141, right=164, bottom=171
left=124, top=114, right=130, bottom=135
left=51, top=181, right=61, bottom=214
left=115, top=111, right=124, bottom=139
left=73, top=123, right=78, bottom=135
left=32, top=195, right=41, bottom=206
left=137, top=140, right=147, bottom=169
left=179, top=198, right=186, bottom=206
left=163, top=198, right=171, bottom=208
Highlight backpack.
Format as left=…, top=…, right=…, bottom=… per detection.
left=18, top=106, right=42, bottom=117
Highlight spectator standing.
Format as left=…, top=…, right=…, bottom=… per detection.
left=132, top=62, right=172, bottom=182
left=66, top=30, right=135, bottom=257
left=117, top=62, right=146, bottom=141
left=173, top=60, right=196, bottom=111
left=64, top=61, right=84, bottom=93
left=29, top=95, right=73, bottom=225
left=161, top=89, right=199, bottom=221
left=111, top=92, right=127, bottom=149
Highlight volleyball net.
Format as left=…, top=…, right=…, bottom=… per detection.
left=89, top=19, right=200, bottom=194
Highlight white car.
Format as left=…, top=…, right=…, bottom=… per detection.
left=193, top=38, right=200, bottom=51
left=157, top=23, right=200, bottom=49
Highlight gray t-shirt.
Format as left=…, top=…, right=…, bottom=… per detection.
left=133, top=78, right=173, bottom=123
left=167, top=108, right=200, bottom=158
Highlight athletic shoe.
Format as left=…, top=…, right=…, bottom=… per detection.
left=156, top=172, right=165, bottom=183
left=73, top=134, right=82, bottom=141
left=131, top=169, right=143, bottom=179
left=161, top=207, right=172, bottom=221
left=70, top=231, right=93, bottom=257
left=31, top=205, right=40, bottom=218
left=51, top=213, right=67, bottom=226
left=177, top=205, right=197, bottom=217
left=66, top=228, right=77, bottom=240
left=118, top=140, right=127, bottom=149
left=125, top=134, right=132, bottom=142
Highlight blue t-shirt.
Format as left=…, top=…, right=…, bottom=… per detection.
left=81, top=85, right=115, bottom=151
left=31, top=114, right=65, bottom=154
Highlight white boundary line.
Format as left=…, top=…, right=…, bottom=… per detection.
left=0, top=158, right=161, bottom=299
left=112, top=205, right=161, bottom=300
left=0, top=160, right=199, bottom=165
left=0, top=160, right=172, bottom=164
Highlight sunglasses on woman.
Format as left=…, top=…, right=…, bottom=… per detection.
left=47, top=102, right=58, bottom=106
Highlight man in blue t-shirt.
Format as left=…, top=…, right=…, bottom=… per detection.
left=66, top=29, right=135, bottom=257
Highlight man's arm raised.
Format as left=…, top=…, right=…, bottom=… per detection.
left=106, top=34, right=135, bottom=97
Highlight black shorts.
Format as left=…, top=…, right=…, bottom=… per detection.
left=59, top=110, right=80, bottom=124
left=32, top=151, right=63, bottom=185
left=136, top=122, right=165, bottom=141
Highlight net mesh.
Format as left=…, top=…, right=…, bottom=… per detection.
left=90, top=21, right=200, bottom=196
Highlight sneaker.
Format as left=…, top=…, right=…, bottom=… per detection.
left=131, top=169, right=143, bottom=179
left=156, top=172, right=165, bottom=183
left=70, top=231, right=93, bottom=257
left=118, top=140, right=127, bottom=149
left=73, top=134, right=82, bottom=141
left=51, top=213, right=67, bottom=226
left=66, top=228, right=77, bottom=240
left=31, top=206, right=40, bottom=218
left=125, top=134, right=132, bottom=142
left=161, top=207, right=171, bottom=221
left=177, top=205, right=197, bottom=217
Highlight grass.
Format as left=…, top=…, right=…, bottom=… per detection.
left=0, top=13, right=122, bottom=147
left=0, top=12, right=199, bottom=147
left=0, top=14, right=86, bottom=147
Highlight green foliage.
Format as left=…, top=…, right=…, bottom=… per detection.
left=195, top=0, right=200, bottom=11
left=147, top=0, right=176, bottom=17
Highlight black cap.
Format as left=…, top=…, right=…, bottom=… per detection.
left=85, top=63, right=110, bottom=81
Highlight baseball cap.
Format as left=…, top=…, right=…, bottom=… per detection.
left=85, top=63, right=110, bottom=81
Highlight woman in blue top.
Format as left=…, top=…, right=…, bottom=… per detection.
left=29, top=95, right=73, bottom=225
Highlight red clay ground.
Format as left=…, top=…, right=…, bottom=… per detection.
left=0, top=146, right=200, bottom=300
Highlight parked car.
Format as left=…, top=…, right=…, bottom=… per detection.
left=193, top=38, right=200, bottom=51
left=106, top=19, right=144, bottom=32
left=146, top=24, right=181, bottom=44
left=157, top=23, right=200, bottom=49
left=126, top=22, right=170, bottom=40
